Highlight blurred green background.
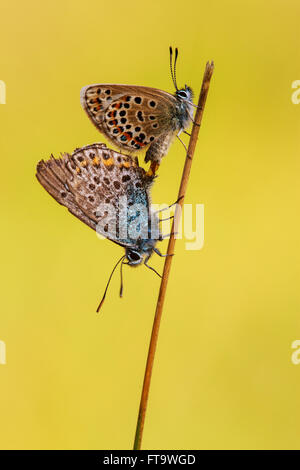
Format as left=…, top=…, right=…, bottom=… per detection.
left=0, top=0, right=300, bottom=450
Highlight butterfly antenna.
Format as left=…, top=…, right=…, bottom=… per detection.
left=173, top=47, right=179, bottom=91
left=96, top=255, right=126, bottom=313
left=119, top=257, right=126, bottom=298
left=169, top=46, right=178, bottom=91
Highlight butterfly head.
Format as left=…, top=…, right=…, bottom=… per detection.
left=175, top=85, right=194, bottom=102
left=126, top=248, right=144, bottom=266
left=125, top=238, right=157, bottom=266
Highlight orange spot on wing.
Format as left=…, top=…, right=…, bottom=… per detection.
left=103, top=158, right=114, bottom=166
left=121, top=132, right=131, bottom=141
left=93, top=156, right=100, bottom=166
left=134, top=139, right=146, bottom=148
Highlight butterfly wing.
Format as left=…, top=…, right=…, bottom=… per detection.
left=36, top=143, right=155, bottom=247
left=80, top=84, right=179, bottom=152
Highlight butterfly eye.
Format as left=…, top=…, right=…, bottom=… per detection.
left=126, top=250, right=142, bottom=264
left=177, top=90, right=188, bottom=99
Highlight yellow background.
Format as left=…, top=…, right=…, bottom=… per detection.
left=0, top=0, right=299, bottom=450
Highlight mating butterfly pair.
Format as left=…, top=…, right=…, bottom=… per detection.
left=36, top=48, right=195, bottom=309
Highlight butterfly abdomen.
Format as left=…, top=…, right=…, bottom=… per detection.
left=144, top=132, right=174, bottom=164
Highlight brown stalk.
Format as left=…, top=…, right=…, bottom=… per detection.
left=133, top=61, right=214, bottom=450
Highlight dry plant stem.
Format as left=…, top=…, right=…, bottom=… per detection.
left=133, top=61, right=214, bottom=450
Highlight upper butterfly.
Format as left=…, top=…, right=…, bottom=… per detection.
left=80, top=47, right=194, bottom=175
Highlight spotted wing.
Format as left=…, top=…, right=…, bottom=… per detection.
left=80, top=84, right=178, bottom=152
left=36, top=143, right=154, bottom=246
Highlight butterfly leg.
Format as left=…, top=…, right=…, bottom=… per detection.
left=156, top=195, right=184, bottom=215
left=183, top=130, right=191, bottom=137
left=159, top=215, right=174, bottom=222
left=144, top=261, right=162, bottom=278
left=153, top=247, right=174, bottom=258
left=177, top=130, right=192, bottom=159
left=188, top=101, right=203, bottom=110
left=187, top=109, right=200, bottom=127
left=160, top=231, right=179, bottom=240
left=176, top=133, right=188, bottom=152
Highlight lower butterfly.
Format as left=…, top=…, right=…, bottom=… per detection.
left=36, top=143, right=171, bottom=311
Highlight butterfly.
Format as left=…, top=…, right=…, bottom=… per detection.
left=80, top=47, right=195, bottom=175
left=36, top=143, right=170, bottom=311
